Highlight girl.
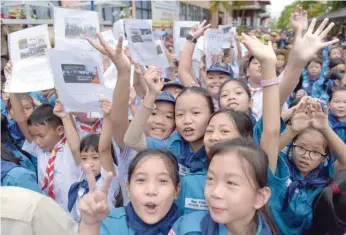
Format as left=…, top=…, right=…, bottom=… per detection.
left=124, top=74, right=214, bottom=176
left=79, top=149, right=181, bottom=235
left=268, top=98, right=346, bottom=234
left=329, top=46, right=343, bottom=60
left=1, top=147, right=41, bottom=193
left=170, top=139, right=279, bottom=235
left=53, top=99, right=122, bottom=222
left=275, top=49, right=288, bottom=75
left=310, top=170, right=346, bottom=235
left=218, top=79, right=256, bottom=125
left=176, top=109, right=254, bottom=215
left=175, top=31, right=280, bottom=217
left=328, top=86, right=346, bottom=143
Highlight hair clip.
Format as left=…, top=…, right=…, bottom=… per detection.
left=330, top=183, right=340, bottom=195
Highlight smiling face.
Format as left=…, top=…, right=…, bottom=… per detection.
left=329, top=90, right=346, bottom=120
left=126, top=156, right=178, bottom=224
left=204, top=113, right=241, bottom=154
left=219, top=80, right=252, bottom=113
left=175, top=92, right=211, bottom=150
left=292, top=129, right=327, bottom=176
left=206, top=71, right=230, bottom=98
left=145, top=101, right=175, bottom=140
left=204, top=151, right=268, bottom=226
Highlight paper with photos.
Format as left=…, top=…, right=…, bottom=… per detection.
left=8, top=24, right=54, bottom=92
left=218, top=24, right=235, bottom=49
left=124, top=19, right=163, bottom=67
left=101, top=30, right=117, bottom=47
left=204, top=29, right=223, bottom=69
left=48, top=48, right=113, bottom=113
left=54, top=7, right=100, bottom=51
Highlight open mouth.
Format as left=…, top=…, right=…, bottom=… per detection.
left=145, top=202, right=158, bottom=214
left=151, top=127, right=165, bottom=134
left=183, top=127, right=195, bottom=137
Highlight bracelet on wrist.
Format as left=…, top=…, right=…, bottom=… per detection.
left=261, top=79, right=278, bottom=88
left=141, top=100, right=156, bottom=110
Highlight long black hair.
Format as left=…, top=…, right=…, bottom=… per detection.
left=310, top=170, right=346, bottom=235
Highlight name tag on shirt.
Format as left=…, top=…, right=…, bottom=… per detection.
left=185, top=198, right=208, bottom=210
left=178, top=163, right=191, bottom=176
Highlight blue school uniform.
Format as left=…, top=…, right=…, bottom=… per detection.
left=329, top=112, right=346, bottom=143
left=29, top=91, right=57, bottom=106
left=146, top=132, right=208, bottom=176
left=268, top=150, right=335, bottom=235
left=1, top=159, right=42, bottom=193
left=176, top=172, right=208, bottom=216
left=100, top=203, right=179, bottom=235
left=253, top=117, right=286, bottom=145
left=171, top=211, right=273, bottom=235
left=5, top=140, right=37, bottom=174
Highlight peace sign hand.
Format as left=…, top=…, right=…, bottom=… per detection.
left=189, top=20, right=211, bottom=39
left=88, top=34, right=131, bottom=73
left=79, top=164, right=113, bottom=226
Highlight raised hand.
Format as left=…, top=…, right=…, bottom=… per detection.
left=4, top=60, right=12, bottom=80
left=189, top=20, right=211, bottom=39
left=308, top=99, right=329, bottom=131
left=129, top=87, right=137, bottom=105
left=290, top=5, right=308, bottom=32
left=53, top=99, right=67, bottom=119
left=292, top=18, right=339, bottom=63
left=291, top=96, right=311, bottom=133
left=99, top=98, right=112, bottom=117
left=79, top=164, right=113, bottom=226
left=88, top=34, right=131, bottom=73
left=143, top=66, right=164, bottom=95
left=241, top=33, right=277, bottom=64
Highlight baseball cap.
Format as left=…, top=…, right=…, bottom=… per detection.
left=155, top=91, right=176, bottom=104
left=207, top=62, right=234, bottom=78
left=162, top=81, right=185, bottom=91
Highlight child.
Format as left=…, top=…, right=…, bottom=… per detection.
left=275, top=49, right=289, bottom=75
left=176, top=109, right=254, bottom=215
left=1, top=147, right=41, bottom=193
left=53, top=98, right=122, bottom=222
left=79, top=149, right=180, bottom=235
left=162, top=81, right=185, bottom=99
left=310, top=170, right=346, bottom=235
left=328, top=86, right=346, bottom=143
left=170, top=139, right=279, bottom=235
left=268, top=98, right=346, bottom=234
left=10, top=91, right=81, bottom=211
left=218, top=79, right=256, bottom=125
left=329, top=46, right=343, bottom=60
left=124, top=77, right=214, bottom=176
left=73, top=112, right=102, bottom=138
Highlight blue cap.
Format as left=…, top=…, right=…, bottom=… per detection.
left=162, top=81, right=185, bottom=90
left=207, top=62, right=234, bottom=78
left=156, top=91, right=176, bottom=104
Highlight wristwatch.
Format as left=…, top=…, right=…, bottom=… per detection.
left=186, top=34, right=197, bottom=44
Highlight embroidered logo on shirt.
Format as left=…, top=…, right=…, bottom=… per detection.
left=178, top=163, right=191, bottom=176
left=185, top=198, right=208, bottom=210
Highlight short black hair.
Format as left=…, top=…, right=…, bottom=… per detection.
left=27, top=104, right=62, bottom=128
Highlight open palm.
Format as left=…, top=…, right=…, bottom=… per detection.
left=290, top=5, right=308, bottom=32
left=308, top=101, right=329, bottom=131
left=292, top=18, right=338, bottom=63
left=241, top=33, right=276, bottom=64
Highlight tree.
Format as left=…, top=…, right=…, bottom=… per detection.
left=209, top=0, right=246, bottom=28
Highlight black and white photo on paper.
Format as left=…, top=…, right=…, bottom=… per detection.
left=18, top=36, right=47, bottom=59
left=180, top=27, right=191, bottom=38
left=64, top=17, right=97, bottom=40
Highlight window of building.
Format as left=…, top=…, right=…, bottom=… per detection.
left=136, top=0, right=151, bottom=19
left=179, top=2, right=187, bottom=20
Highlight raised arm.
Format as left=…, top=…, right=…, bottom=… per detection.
left=242, top=33, right=280, bottom=173
left=178, top=20, right=210, bottom=86
left=5, top=61, right=32, bottom=142
left=309, top=100, right=346, bottom=170
left=279, top=6, right=338, bottom=107
left=53, top=100, right=81, bottom=165
left=88, top=34, right=131, bottom=152
left=123, top=66, right=164, bottom=151
left=98, top=98, right=114, bottom=173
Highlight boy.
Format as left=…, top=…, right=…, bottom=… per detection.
left=10, top=92, right=80, bottom=212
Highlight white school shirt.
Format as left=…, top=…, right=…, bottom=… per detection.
left=70, top=164, right=121, bottom=222
left=74, top=117, right=102, bottom=139
left=22, top=139, right=81, bottom=212
left=249, top=72, right=288, bottom=121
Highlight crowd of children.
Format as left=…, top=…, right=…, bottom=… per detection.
left=1, top=5, right=346, bottom=235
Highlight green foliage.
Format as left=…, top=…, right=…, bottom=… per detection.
left=209, top=0, right=232, bottom=12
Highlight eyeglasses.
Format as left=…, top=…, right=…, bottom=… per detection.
left=292, top=144, right=327, bottom=160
